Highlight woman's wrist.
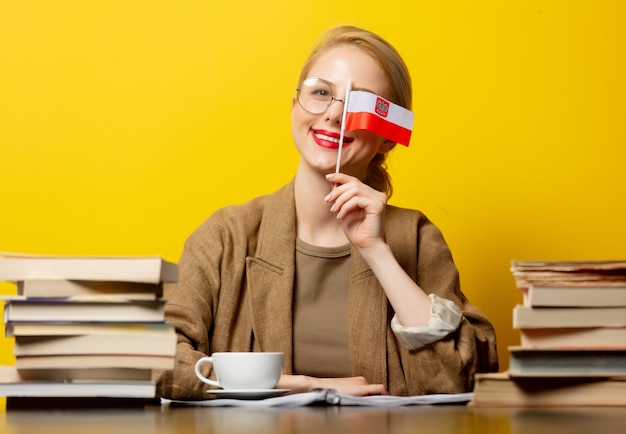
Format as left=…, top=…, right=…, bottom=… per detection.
left=357, top=241, right=393, bottom=272
left=278, top=374, right=316, bottom=393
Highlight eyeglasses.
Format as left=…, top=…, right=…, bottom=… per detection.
left=296, top=78, right=345, bottom=114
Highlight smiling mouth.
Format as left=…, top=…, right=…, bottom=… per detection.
left=312, top=130, right=354, bottom=148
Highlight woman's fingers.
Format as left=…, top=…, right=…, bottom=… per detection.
left=325, top=173, right=385, bottom=218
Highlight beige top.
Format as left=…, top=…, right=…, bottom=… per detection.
left=293, top=238, right=352, bottom=378
left=292, top=239, right=466, bottom=378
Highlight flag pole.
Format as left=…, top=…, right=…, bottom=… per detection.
left=335, top=79, right=352, bottom=175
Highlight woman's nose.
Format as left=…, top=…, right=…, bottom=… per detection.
left=324, top=97, right=345, bottom=124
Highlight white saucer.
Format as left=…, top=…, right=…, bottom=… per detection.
left=207, top=389, right=290, bottom=399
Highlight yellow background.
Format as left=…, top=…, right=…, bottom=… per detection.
left=1, top=0, right=625, bottom=398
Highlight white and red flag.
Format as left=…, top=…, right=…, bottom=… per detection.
left=343, top=90, right=414, bottom=146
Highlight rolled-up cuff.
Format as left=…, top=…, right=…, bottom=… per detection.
left=391, top=293, right=463, bottom=351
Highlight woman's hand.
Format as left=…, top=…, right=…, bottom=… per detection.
left=324, top=172, right=387, bottom=252
left=277, top=374, right=388, bottom=396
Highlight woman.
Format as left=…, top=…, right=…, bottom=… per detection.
left=155, top=26, right=498, bottom=400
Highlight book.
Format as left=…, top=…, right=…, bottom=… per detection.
left=0, top=382, right=157, bottom=399
left=4, top=299, right=166, bottom=322
left=510, top=260, right=626, bottom=288
left=0, top=252, right=178, bottom=284
left=508, top=346, right=626, bottom=377
left=15, top=354, right=175, bottom=370
left=0, top=366, right=156, bottom=398
left=16, top=279, right=163, bottom=300
left=520, top=327, right=626, bottom=348
left=512, top=304, right=626, bottom=328
left=13, top=327, right=176, bottom=357
left=162, top=389, right=474, bottom=408
left=5, top=396, right=149, bottom=409
left=469, top=371, right=626, bottom=407
left=511, top=260, right=626, bottom=273
left=17, top=367, right=152, bottom=382
left=5, top=321, right=173, bottom=337
left=522, top=285, right=626, bottom=307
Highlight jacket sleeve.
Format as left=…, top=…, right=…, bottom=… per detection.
left=153, top=219, right=224, bottom=400
left=397, top=215, right=499, bottom=394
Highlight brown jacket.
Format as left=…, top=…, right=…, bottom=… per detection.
left=154, top=182, right=498, bottom=399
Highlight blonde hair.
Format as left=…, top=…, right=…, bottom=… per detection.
left=298, top=26, right=412, bottom=197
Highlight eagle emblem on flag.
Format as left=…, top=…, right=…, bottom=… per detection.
left=375, top=97, right=389, bottom=118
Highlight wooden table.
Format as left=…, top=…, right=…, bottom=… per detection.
left=2, top=403, right=625, bottom=434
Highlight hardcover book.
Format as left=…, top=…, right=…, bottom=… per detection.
left=0, top=252, right=178, bottom=284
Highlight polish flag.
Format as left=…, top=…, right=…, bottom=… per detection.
left=344, top=91, right=414, bottom=146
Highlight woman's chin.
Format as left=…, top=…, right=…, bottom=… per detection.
left=308, top=157, right=338, bottom=174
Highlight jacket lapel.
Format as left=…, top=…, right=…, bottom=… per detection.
left=246, top=183, right=296, bottom=372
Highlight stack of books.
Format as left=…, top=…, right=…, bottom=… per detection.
left=470, top=260, right=626, bottom=407
left=0, top=252, right=178, bottom=406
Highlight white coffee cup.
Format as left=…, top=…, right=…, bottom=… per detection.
left=194, top=352, right=284, bottom=390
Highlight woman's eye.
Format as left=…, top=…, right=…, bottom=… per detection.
left=311, top=88, right=331, bottom=98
